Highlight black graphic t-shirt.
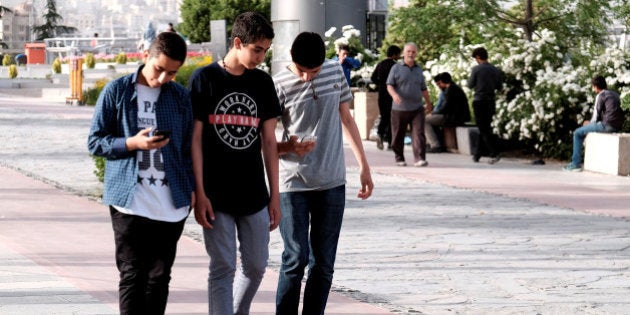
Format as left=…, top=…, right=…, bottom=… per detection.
left=190, top=63, right=281, bottom=216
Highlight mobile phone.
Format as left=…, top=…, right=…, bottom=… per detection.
left=301, top=135, right=317, bottom=143
left=153, top=129, right=171, bottom=141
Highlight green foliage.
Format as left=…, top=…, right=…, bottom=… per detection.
left=2, top=54, right=11, bottom=66
left=92, top=155, right=105, bottom=183
left=115, top=52, right=127, bottom=64
left=85, top=53, right=95, bottom=69
left=51, top=58, right=62, bottom=73
left=179, top=0, right=271, bottom=43
left=33, top=0, right=77, bottom=40
left=383, top=0, right=620, bottom=62
left=174, top=56, right=213, bottom=87
left=83, top=78, right=110, bottom=106
left=8, top=64, right=17, bottom=79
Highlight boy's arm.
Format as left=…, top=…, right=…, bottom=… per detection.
left=338, top=101, right=373, bottom=200
left=87, top=83, right=166, bottom=158
left=347, top=56, right=361, bottom=69
left=261, top=118, right=281, bottom=231
left=277, top=135, right=316, bottom=157
left=191, top=120, right=214, bottom=229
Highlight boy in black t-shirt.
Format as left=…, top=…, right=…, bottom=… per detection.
left=189, top=12, right=281, bottom=314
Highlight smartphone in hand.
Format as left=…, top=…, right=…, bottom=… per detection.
left=153, top=129, right=171, bottom=142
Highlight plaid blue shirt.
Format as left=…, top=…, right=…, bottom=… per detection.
left=87, top=66, right=194, bottom=209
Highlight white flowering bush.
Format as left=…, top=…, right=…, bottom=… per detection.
left=425, top=28, right=630, bottom=159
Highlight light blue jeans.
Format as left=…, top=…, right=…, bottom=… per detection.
left=203, top=208, right=270, bottom=315
left=570, top=122, right=614, bottom=167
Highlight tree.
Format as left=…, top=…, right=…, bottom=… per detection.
left=383, top=0, right=623, bottom=62
left=32, top=0, right=77, bottom=40
left=179, top=0, right=270, bottom=43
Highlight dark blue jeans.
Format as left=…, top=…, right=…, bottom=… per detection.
left=110, top=206, right=186, bottom=315
left=276, top=185, right=346, bottom=315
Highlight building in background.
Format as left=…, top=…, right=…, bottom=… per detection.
left=0, top=1, right=39, bottom=54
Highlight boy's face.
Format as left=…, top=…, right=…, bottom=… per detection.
left=237, top=38, right=272, bottom=70
left=338, top=49, right=349, bottom=60
left=293, top=63, right=322, bottom=82
left=140, top=52, right=182, bottom=88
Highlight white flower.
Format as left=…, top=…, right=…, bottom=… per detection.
left=325, top=27, right=337, bottom=38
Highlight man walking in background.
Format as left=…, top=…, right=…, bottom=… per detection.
left=386, top=42, right=433, bottom=167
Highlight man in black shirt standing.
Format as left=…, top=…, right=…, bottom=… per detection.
left=468, top=47, right=502, bottom=164
left=371, top=45, right=401, bottom=150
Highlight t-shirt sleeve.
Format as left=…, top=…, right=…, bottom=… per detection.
left=189, top=66, right=211, bottom=121
left=386, top=64, right=398, bottom=86
left=338, top=64, right=353, bottom=104
left=262, top=73, right=282, bottom=121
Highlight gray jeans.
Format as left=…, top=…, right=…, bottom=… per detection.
left=203, top=208, right=270, bottom=315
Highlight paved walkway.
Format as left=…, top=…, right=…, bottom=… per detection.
left=1, top=91, right=630, bottom=314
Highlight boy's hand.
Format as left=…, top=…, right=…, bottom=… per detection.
left=126, top=127, right=169, bottom=151
left=268, top=196, right=281, bottom=231
left=290, top=135, right=316, bottom=157
left=194, top=195, right=215, bottom=229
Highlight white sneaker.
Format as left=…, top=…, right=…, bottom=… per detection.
left=396, top=161, right=407, bottom=167
left=414, top=160, right=429, bottom=167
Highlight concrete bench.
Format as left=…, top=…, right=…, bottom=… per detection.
left=584, top=132, right=630, bottom=176
left=456, top=126, right=479, bottom=155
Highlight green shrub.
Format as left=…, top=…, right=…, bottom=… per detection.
left=51, top=58, right=62, bottom=74
left=2, top=54, right=12, bottom=66
left=83, top=78, right=110, bottom=105
left=85, top=53, right=96, bottom=69
left=115, top=52, right=127, bottom=64
left=8, top=64, right=17, bottom=78
left=92, top=155, right=105, bottom=183
left=174, top=56, right=213, bottom=87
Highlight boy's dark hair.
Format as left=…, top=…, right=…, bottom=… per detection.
left=338, top=45, right=350, bottom=52
left=291, top=32, right=326, bottom=69
left=386, top=45, right=401, bottom=58
left=433, top=72, right=452, bottom=84
left=592, top=75, right=607, bottom=90
left=148, top=31, right=187, bottom=63
left=471, top=47, right=488, bottom=60
left=230, top=11, right=274, bottom=47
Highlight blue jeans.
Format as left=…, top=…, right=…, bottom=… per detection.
left=276, top=185, right=346, bottom=315
left=203, top=208, right=270, bottom=315
left=570, top=122, right=612, bottom=167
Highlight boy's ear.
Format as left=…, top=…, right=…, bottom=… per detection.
left=142, top=50, right=150, bottom=63
left=233, top=37, right=242, bottom=49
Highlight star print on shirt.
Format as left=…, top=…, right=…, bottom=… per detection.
left=161, top=177, right=169, bottom=187
left=137, top=175, right=144, bottom=185
left=148, top=175, right=158, bottom=185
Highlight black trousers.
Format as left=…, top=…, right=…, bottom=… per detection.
left=472, top=100, right=499, bottom=158
left=110, top=206, right=186, bottom=315
left=377, top=91, right=393, bottom=142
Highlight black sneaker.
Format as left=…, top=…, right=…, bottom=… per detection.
left=488, top=156, right=501, bottom=164
left=376, top=136, right=384, bottom=150
left=472, top=155, right=480, bottom=163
